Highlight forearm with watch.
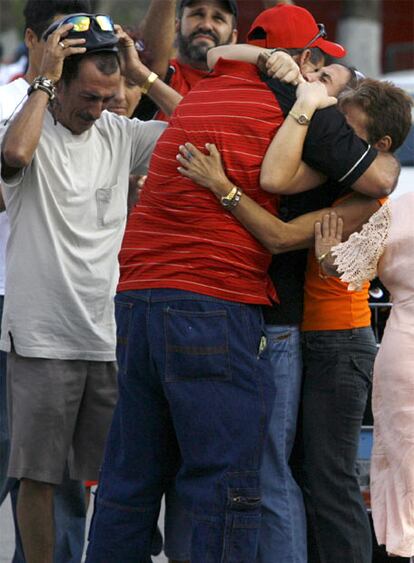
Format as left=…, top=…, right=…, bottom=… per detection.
left=132, top=64, right=182, bottom=117
left=204, top=176, right=295, bottom=253
left=260, top=97, right=322, bottom=194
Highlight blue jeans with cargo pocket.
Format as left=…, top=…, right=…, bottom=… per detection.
left=86, top=289, right=275, bottom=563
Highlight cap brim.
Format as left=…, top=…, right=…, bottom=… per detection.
left=86, top=45, right=119, bottom=53
left=315, top=38, right=347, bottom=58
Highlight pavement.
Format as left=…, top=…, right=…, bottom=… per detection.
left=0, top=493, right=168, bottom=562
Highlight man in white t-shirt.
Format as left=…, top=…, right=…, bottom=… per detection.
left=0, top=2, right=102, bottom=562
left=0, top=15, right=166, bottom=562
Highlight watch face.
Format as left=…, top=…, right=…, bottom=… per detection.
left=298, top=114, right=310, bottom=125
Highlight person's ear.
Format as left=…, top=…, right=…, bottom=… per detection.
left=175, top=18, right=181, bottom=34
left=24, top=27, right=39, bottom=50
left=298, top=49, right=324, bottom=74
left=298, top=49, right=311, bottom=70
left=230, top=28, right=238, bottom=45
left=374, top=135, right=392, bottom=153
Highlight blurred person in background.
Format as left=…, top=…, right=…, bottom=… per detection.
left=135, top=0, right=238, bottom=121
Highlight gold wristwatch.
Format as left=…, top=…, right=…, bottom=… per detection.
left=220, top=185, right=242, bottom=209
left=288, top=109, right=311, bottom=125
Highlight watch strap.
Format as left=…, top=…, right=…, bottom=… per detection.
left=288, top=109, right=311, bottom=125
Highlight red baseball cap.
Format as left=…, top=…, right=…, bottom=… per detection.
left=247, top=4, right=346, bottom=59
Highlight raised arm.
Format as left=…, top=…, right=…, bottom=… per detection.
left=176, top=142, right=381, bottom=254
left=260, top=81, right=336, bottom=194
left=207, top=44, right=302, bottom=86
left=207, top=44, right=265, bottom=69
left=1, top=24, right=86, bottom=179
left=138, top=0, right=177, bottom=79
left=117, top=27, right=182, bottom=117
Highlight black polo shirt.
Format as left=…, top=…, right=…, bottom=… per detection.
left=261, top=77, right=377, bottom=325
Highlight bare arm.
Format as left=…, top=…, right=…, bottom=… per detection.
left=207, top=45, right=302, bottom=85
left=130, top=64, right=182, bottom=116
left=350, top=152, right=400, bottom=197
left=1, top=89, right=49, bottom=178
left=1, top=24, right=86, bottom=179
left=117, top=27, right=182, bottom=117
left=207, top=44, right=265, bottom=69
left=138, top=0, right=177, bottom=79
left=177, top=142, right=380, bottom=254
left=260, top=82, right=337, bottom=194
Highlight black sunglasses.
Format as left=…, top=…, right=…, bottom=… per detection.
left=302, top=23, right=327, bottom=50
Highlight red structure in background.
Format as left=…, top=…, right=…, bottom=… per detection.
left=236, top=0, right=414, bottom=73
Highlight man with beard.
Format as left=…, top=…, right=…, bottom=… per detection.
left=136, top=0, right=238, bottom=121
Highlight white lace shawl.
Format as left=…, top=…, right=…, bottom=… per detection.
left=331, top=201, right=391, bottom=291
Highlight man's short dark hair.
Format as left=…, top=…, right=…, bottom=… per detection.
left=288, top=47, right=325, bottom=66
left=339, top=78, right=413, bottom=152
left=60, top=51, right=120, bottom=85
left=24, top=0, right=92, bottom=38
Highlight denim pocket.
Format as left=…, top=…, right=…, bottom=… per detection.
left=228, top=488, right=261, bottom=511
left=164, top=307, right=231, bottom=382
left=223, top=487, right=261, bottom=562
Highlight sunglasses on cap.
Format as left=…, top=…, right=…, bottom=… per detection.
left=43, top=13, right=115, bottom=40
left=302, top=23, right=327, bottom=50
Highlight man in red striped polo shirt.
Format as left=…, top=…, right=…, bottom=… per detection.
left=88, top=55, right=281, bottom=563
left=87, top=12, right=399, bottom=563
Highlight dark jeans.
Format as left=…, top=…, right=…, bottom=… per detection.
left=301, top=327, right=377, bottom=563
left=87, top=289, right=275, bottom=563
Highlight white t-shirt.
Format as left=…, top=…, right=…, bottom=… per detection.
left=0, top=109, right=166, bottom=360
left=0, top=77, right=28, bottom=295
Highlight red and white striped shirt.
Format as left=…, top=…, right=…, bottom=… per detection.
left=118, top=59, right=283, bottom=305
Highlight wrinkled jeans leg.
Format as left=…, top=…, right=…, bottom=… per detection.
left=160, top=293, right=274, bottom=563
left=302, top=328, right=377, bottom=563
left=87, top=291, right=178, bottom=563
left=258, top=325, right=307, bottom=563
left=163, top=483, right=192, bottom=561
left=87, top=290, right=275, bottom=563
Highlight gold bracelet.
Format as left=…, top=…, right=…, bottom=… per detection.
left=317, top=251, right=331, bottom=279
left=140, top=71, right=158, bottom=95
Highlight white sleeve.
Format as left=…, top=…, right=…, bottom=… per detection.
left=331, top=201, right=391, bottom=291
left=128, top=119, right=167, bottom=176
